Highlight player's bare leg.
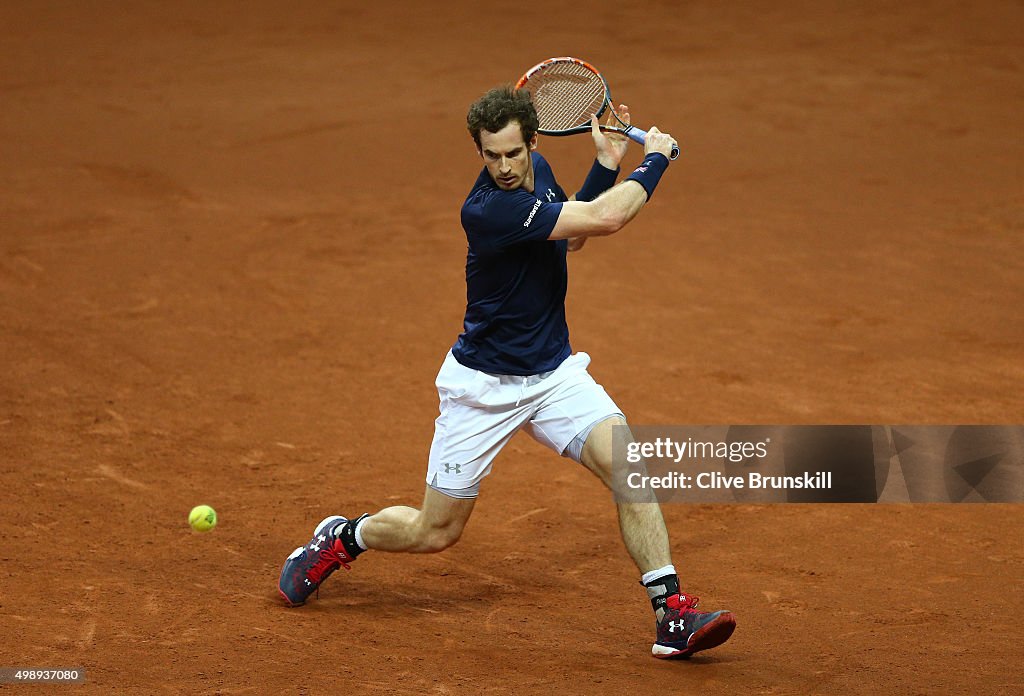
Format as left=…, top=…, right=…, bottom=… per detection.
left=278, top=486, right=474, bottom=605
left=358, top=486, right=475, bottom=553
left=579, top=415, right=736, bottom=658
left=579, top=416, right=672, bottom=572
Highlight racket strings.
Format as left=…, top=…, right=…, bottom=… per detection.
left=524, top=62, right=607, bottom=130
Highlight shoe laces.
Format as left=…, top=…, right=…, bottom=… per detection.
left=666, top=593, right=700, bottom=611
left=307, top=540, right=351, bottom=584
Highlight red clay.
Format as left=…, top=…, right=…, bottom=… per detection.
left=1, top=2, right=1022, bottom=694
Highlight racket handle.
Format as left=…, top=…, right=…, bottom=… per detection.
left=625, top=126, right=680, bottom=160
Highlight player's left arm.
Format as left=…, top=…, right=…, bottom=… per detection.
left=567, top=105, right=631, bottom=253
left=566, top=193, right=587, bottom=251
left=567, top=235, right=587, bottom=252
left=593, top=104, right=631, bottom=170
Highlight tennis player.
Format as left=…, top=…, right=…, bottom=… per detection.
left=279, top=86, right=736, bottom=659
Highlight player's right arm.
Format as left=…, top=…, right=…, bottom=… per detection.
left=547, top=128, right=677, bottom=242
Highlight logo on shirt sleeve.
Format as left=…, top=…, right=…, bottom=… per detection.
left=523, top=199, right=543, bottom=227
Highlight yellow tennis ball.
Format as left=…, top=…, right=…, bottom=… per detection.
left=189, top=505, right=217, bottom=532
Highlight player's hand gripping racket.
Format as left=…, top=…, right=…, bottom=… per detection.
left=516, top=57, right=679, bottom=160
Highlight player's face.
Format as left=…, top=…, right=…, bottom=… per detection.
left=478, top=121, right=537, bottom=192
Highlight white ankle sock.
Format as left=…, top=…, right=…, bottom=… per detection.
left=353, top=516, right=370, bottom=551
left=641, top=564, right=677, bottom=586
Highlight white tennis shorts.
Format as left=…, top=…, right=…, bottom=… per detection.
left=425, top=350, right=623, bottom=494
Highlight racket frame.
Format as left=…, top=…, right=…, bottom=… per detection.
left=515, top=57, right=678, bottom=159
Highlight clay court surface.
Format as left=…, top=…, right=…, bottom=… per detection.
left=1, top=1, right=1022, bottom=693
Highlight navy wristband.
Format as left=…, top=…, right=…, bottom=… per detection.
left=625, top=152, right=669, bottom=201
left=575, top=159, right=620, bottom=202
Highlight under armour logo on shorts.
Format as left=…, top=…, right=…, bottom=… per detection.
left=443, top=463, right=463, bottom=475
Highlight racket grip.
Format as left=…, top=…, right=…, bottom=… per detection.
left=626, top=126, right=680, bottom=160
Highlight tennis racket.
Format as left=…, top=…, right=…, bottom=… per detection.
left=515, top=57, right=679, bottom=160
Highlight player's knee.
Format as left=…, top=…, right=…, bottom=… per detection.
left=418, top=523, right=464, bottom=553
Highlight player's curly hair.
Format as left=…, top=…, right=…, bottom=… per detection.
left=466, top=85, right=539, bottom=149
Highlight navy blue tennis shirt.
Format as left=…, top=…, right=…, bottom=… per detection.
left=452, top=152, right=572, bottom=376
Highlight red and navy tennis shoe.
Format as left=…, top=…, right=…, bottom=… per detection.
left=652, top=593, right=736, bottom=659
left=278, top=515, right=355, bottom=606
